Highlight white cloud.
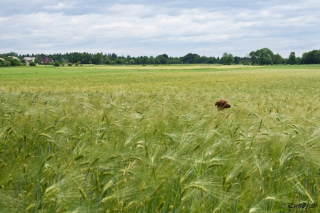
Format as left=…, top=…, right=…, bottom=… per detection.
left=43, top=2, right=72, bottom=10
left=0, top=0, right=319, bottom=57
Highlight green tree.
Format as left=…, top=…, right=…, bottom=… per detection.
left=234, top=56, right=241, bottom=64
left=61, top=58, right=68, bottom=65
left=221, top=52, right=234, bottom=65
left=35, top=58, right=40, bottom=64
left=181, top=53, right=200, bottom=64
left=288, top=52, right=297, bottom=65
left=206, top=57, right=217, bottom=64
left=273, top=54, right=283, bottom=64
left=7, top=57, right=21, bottom=66
left=227, top=54, right=234, bottom=65
left=149, top=56, right=155, bottom=64
left=140, top=56, right=149, bottom=64
left=0, top=59, right=9, bottom=67
left=156, top=55, right=168, bottom=64
left=92, top=53, right=103, bottom=64
left=249, top=51, right=258, bottom=65
left=105, top=57, right=111, bottom=65
left=111, top=53, right=117, bottom=61
left=250, top=48, right=273, bottom=65
left=115, top=58, right=124, bottom=64
left=305, top=50, right=320, bottom=64
left=8, top=52, right=18, bottom=57
left=129, top=59, right=135, bottom=65
left=300, top=52, right=308, bottom=64
left=296, top=57, right=301, bottom=64
left=257, top=48, right=273, bottom=65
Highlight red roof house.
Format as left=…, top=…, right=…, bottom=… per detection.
left=39, top=57, right=55, bottom=64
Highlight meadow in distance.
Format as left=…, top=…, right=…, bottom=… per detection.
left=1, top=64, right=320, bottom=212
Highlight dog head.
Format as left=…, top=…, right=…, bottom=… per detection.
left=215, top=99, right=231, bottom=110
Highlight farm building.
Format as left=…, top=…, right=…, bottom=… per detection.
left=23, top=57, right=36, bottom=65
left=39, top=57, right=55, bottom=64
left=8, top=56, right=20, bottom=61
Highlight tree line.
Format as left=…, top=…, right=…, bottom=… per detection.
left=1, top=48, right=320, bottom=67
left=249, top=48, right=320, bottom=65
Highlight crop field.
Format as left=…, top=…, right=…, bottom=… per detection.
left=1, top=64, right=320, bottom=212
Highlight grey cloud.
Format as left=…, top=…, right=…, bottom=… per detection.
left=0, top=0, right=319, bottom=57
left=0, top=0, right=309, bottom=16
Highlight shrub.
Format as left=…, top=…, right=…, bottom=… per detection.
left=68, top=63, right=72, bottom=66
left=54, top=61, right=60, bottom=67
left=7, top=58, right=21, bottom=66
left=0, top=60, right=9, bottom=67
left=29, top=62, right=36, bottom=66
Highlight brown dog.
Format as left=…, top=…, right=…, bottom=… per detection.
left=215, top=99, right=231, bottom=110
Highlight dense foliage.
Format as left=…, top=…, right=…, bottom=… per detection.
left=300, top=50, right=320, bottom=64
left=221, top=52, right=234, bottom=65
left=1, top=49, right=320, bottom=67
left=249, top=48, right=274, bottom=65
left=29, top=61, right=36, bottom=66
left=0, top=52, right=252, bottom=66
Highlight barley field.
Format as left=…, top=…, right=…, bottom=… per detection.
left=1, top=64, right=320, bottom=212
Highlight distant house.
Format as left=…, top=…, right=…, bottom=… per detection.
left=23, top=57, right=36, bottom=65
left=8, top=56, right=20, bottom=61
left=39, top=57, right=54, bottom=64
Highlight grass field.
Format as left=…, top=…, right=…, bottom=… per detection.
left=1, top=64, right=320, bottom=212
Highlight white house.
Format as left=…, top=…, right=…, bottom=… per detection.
left=23, top=57, right=36, bottom=65
left=8, top=56, right=20, bottom=61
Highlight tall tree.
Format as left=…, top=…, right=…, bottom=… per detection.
left=257, top=48, right=273, bottom=65
left=273, top=54, right=283, bottom=64
left=105, top=57, right=111, bottom=64
left=129, top=59, right=135, bottom=64
left=234, top=56, right=241, bottom=64
left=306, top=50, right=320, bottom=64
left=181, top=53, right=200, bottom=64
left=92, top=53, right=103, bottom=64
left=140, top=56, right=149, bottom=64
left=149, top=56, right=155, bottom=64
left=288, top=52, right=297, bottom=65
left=221, top=52, right=234, bottom=65
left=115, top=58, right=124, bottom=64
left=156, top=55, right=168, bottom=64
left=111, top=53, right=117, bottom=61
left=250, top=48, right=273, bottom=65
left=249, top=51, right=258, bottom=65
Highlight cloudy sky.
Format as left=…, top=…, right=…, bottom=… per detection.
left=0, top=0, right=319, bottom=58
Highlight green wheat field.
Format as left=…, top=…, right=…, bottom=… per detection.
left=1, top=64, right=320, bottom=212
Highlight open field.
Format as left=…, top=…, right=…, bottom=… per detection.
left=1, top=64, right=320, bottom=212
